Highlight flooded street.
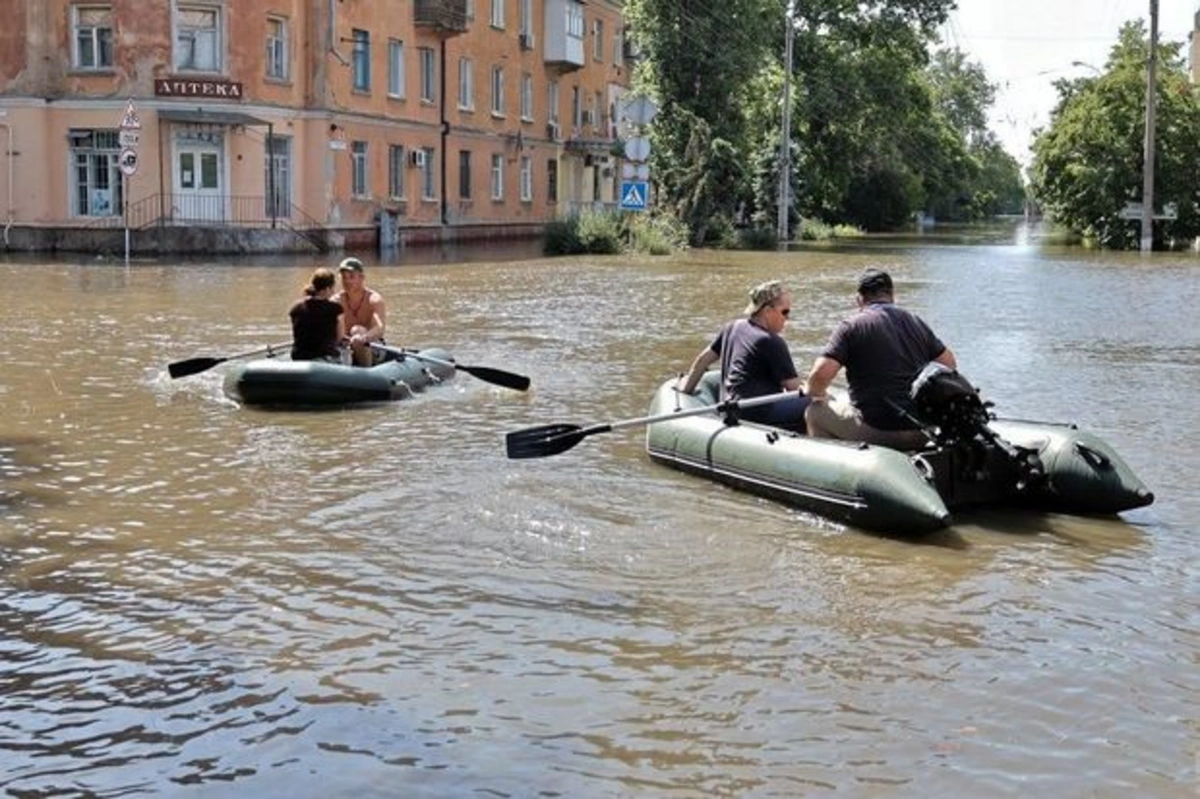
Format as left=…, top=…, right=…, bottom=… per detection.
left=1, top=225, right=1197, bottom=797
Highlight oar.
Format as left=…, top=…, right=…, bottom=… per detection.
left=168, top=343, right=289, bottom=379
left=371, top=344, right=530, bottom=392
left=506, top=389, right=799, bottom=459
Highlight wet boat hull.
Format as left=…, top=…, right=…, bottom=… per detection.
left=223, top=348, right=456, bottom=407
left=645, top=376, right=1154, bottom=535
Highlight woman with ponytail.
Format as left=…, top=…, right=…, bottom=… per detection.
left=289, top=268, right=346, bottom=361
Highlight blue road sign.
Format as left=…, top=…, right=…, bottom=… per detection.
left=619, top=181, right=648, bottom=211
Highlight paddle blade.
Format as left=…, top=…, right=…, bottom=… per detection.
left=168, top=356, right=224, bottom=379
left=505, top=423, right=586, bottom=459
left=460, top=364, right=531, bottom=392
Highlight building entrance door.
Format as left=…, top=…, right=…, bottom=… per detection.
left=174, top=143, right=223, bottom=222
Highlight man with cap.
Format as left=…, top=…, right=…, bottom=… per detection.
left=333, top=257, right=387, bottom=367
left=677, top=279, right=809, bottom=431
left=803, top=268, right=957, bottom=449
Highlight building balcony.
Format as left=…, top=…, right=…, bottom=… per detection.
left=414, top=0, right=468, bottom=34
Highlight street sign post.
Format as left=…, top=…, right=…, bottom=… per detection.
left=620, top=181, right=648, bottom=212
left=118, top=99, right=140, bottom=265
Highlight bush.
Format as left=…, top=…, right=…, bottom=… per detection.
left=543, top=216, right=583, bottom=255
left=628, top=212, right=689, bottom=255
left=831, top=224, right=865, bottom=238
left=737, top=226, right=777, bottom=250
left=799, top=217, right=834, bottom=240
left=576, top=209, right=623, bottom=254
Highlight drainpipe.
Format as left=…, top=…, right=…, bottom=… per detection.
left=0, top=118, right=13, bottom=246
left=440, top=40, right=449, bottom=226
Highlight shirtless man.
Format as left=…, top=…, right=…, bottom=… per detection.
left=334, top=257, right=387, bottom=366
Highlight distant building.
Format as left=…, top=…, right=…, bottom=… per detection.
left=0, top=0, right=631, bottom=254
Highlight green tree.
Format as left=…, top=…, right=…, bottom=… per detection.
left=1030, top=21, right=1200, bottom=248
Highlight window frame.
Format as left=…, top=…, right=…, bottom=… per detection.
left=388, top=144, right=406, bottom=200
left=519, top=155, right=532, bottom=202
left=458, top=57, right=474, bottom=110
left=72, top=5, right=115, bottom=71
left=351, top=141, right=369, bottom=198
left=352, top=29, right=371, bottom=92
left=419, top=48, right=437, bottom=103
left=458, top=150, right=473, bottom=200
left=491, top=66, right=505, bottom=117
left=174, top=4, right=223, bottom=73
left=387, top=39, right=405, bottom=98
left=490, top=154, right=504, bottom=201
left=266, top=16, right=288, bottom=80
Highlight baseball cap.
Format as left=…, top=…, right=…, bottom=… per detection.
left=743, top=280, right=787, bottom=315
left=338, top=257, right=365, bottom=273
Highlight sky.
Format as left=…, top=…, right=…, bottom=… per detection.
left=940, top=0, right=1198, bottom=168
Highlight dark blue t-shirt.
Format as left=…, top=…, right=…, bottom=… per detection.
left=708, top=318, right=798, bottom=402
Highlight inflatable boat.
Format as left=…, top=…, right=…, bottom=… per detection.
left=223, top=347, right=456, bottom=407
left=643, top=370, right=1154, bottom=535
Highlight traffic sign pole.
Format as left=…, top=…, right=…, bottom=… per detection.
left=118, top=98, right=141, bottom=265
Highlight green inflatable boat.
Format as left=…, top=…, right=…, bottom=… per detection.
left=644, top=371, right=1154, bottom=535
left=223, top=347, right=456, bottom=407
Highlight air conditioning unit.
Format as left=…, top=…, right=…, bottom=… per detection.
left=546, top=121, right=560, bottom=140
left=409, top=149, right=427, bottom=168
left=519, top=32, right=535, bottom=50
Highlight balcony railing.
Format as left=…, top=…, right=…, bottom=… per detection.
left=414, top=0, right=468, bottom=34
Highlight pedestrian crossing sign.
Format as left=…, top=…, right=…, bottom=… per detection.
left=620, top=181, right=648, bottom=211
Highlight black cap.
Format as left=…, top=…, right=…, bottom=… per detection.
left=338, top=257, right=365, bottom=273
left=857, top=268, right=893, bottom=294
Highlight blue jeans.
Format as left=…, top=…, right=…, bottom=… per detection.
left=739, top=393, right=811, bottom=433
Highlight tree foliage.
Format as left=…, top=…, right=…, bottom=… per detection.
left=1030, top=22, right=1200, bottom=248
left=626, top=0, right=1026, bottom=239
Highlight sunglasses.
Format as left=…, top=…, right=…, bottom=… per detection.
left=775, top=306, right=791, bottom=317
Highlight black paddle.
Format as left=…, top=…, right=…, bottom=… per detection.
left=371, top=344, right=530, bottom=392
left=506, top=389, right=799, bottom=459
left=168, top=343, right=289, bottom=379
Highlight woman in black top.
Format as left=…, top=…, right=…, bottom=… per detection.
left=289, top=268, right=346, bottom=361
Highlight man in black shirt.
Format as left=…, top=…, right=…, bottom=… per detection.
left=804, top=268, right=957, bottom=449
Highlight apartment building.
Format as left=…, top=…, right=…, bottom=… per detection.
left=0, top=0, right=631, bottom=253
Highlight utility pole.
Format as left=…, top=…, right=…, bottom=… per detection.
left=777, top=0, right=795, bottom=245
left=1141, top=0, right=1158, bottom=252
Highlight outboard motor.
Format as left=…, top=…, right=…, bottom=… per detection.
left=908, top=363, right=1045, bottom=495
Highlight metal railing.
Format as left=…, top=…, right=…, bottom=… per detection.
left=80, top=193, right=329, bottom=251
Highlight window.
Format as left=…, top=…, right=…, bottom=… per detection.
left=547, top=80, right=559, bottom=123
left=571, top=85, right=580, bottom=127
left=388, top=39, right=405, bottom=98
left=546, top=158, right=558, bottom=203
left=519, top=0, right=532, bottom=35
left=351, top=141, right=368, bottom=197
left=73, top=6, right=114, bottom=70
left=352, top=29, right=370, bottom=91
left=491, top=66, right=505, bottom=116
left=566, top=3, right=583, bottom=39
left=490, top=154, right=504, bottom=200
left=388, top=145, right=405, bottom=199
left=421, top=148, right=436, bottom=199
left=490, top=0, right=505, bottom=28
left=458, top=150, right=472, bottom=199
left=593, top=91, right=602, bottom=128
left=614, top=28, right=624, bottom=66
left=519, top=155, right=532, bottom=202
left=175, top=6, right=221, bottom=72
left=265, top=135, right=291, bottom=217
left=520, top=73, right=533, bottom=121
left=420, top=48, right=436, bottom=102
left=593, top=19, right=604, bottom=61
left=266, top=17, right=288, bottom=79
left=69, top=129, right=121, bottom=216
left=458, top=58, right=473, bottom=109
